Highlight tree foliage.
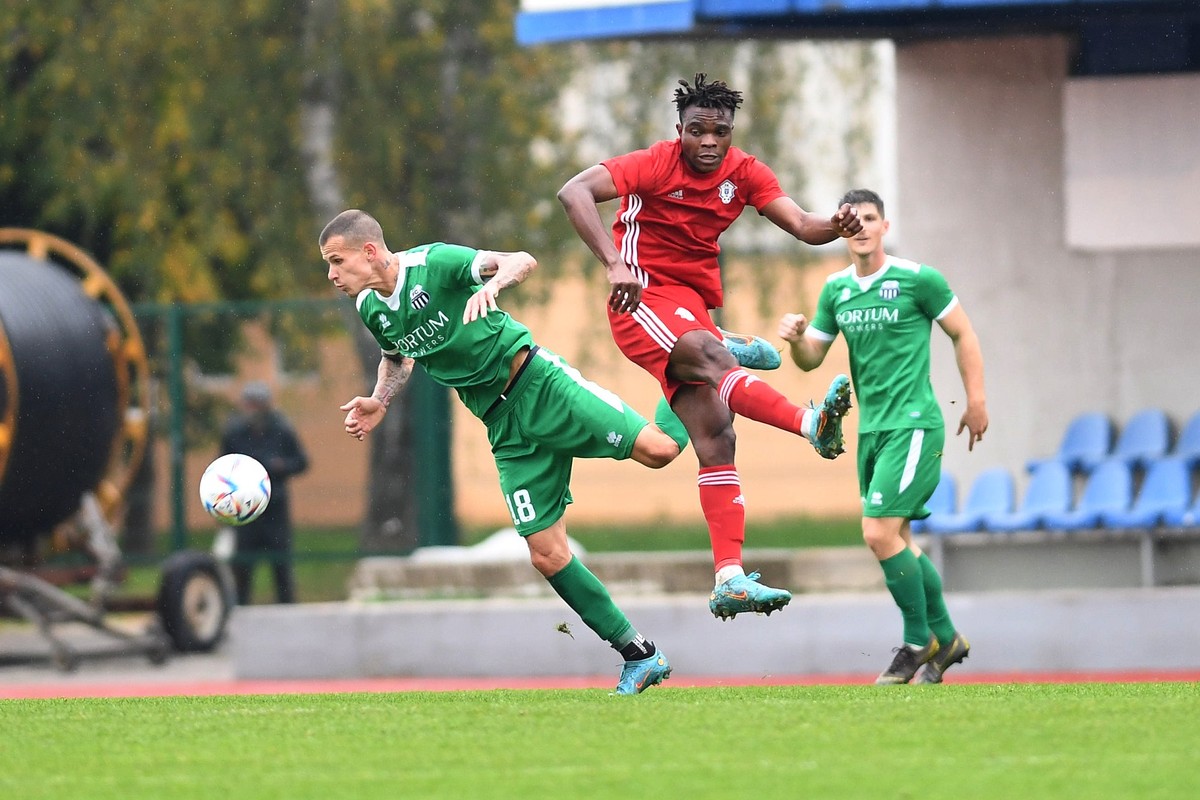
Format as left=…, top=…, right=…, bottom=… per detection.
left=0, top=0, right=569, bottom=304
left=0, top=1, right=310, bottom=301
left=0, top=2, right=883, bottom=552
left=1, top=0, right=573, bottom=551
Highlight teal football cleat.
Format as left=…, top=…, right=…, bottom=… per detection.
left=808, top=374, right=852, bottom=459
left=719, top=327, right=782, bottom=371
left=614, top=650, right=672, bottom=695
left=709, top=571, right=792, bottom=620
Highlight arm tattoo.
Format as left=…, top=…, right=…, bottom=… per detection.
left=373, top=356, right=414, bottom=408
left=480, top=251, right=536, bottom=291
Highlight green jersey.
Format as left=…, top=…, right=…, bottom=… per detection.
left=356, top=242, right=533, bottom=419
left=808, top=255, right=956, bottom=434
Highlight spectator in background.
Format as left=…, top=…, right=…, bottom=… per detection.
left=220, top=381, right=309, bottom=604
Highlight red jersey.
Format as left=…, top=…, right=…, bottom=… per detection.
left=601, top=139, right=787, bottom=308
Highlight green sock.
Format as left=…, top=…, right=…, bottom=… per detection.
left=918, top=552, right=957, bottom=647
left=654, top=396, right=690, bottom=453
left=879, top=548, right=930, bottom=647
left=546, top=555, right=633, bottom=646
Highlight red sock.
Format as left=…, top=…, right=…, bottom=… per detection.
left=718, top=368, right=804, bottom=435
left=699, top=465, right=745, bottom=571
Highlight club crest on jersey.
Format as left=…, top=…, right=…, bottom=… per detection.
left=410, top=284, right=431, bottom=310
left=717, top=180, right=737, bottom=205
left=879, top=280, right=900, bottom=300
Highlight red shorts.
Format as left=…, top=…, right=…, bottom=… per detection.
left=607, top=284, right=721, bottom=401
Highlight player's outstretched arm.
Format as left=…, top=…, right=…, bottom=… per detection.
left=938, top=305, right=989, bottom=451
left=341, top=354, right=414, bottom=441
left=464, top=250, right=538, bottom=322
left=762, top=198, right=862, bottom=245
left=557, top=165, right=642, bottom=314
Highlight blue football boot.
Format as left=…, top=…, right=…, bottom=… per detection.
left=808, top=374, right=852, bottom=459
left=709, top=571, right=792, bottom=620
left=719, top=327, right=782, bottom=371
left=614, top=650, right=672, bottom=695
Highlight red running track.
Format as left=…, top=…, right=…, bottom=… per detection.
left=2, top=670, right=1198, bottom=700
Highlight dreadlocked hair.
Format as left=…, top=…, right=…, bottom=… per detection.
left=673, top=73, right=743, bottom=119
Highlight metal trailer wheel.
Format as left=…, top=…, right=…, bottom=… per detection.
left=156, top=550, right=234, bottom=652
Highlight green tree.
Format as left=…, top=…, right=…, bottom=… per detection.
left=1, top=0, right=570, bottom=552
left=0, top=0, right=317, bottom=302
left=298, top=0, right=570, bottom=552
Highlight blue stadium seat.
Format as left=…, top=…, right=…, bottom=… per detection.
left=1172, top=410, right=1200, bottom=468
left=1162, top=476, right=1200, bottom=528
left=1026, top=411, right=1113, bottom=474
left=1042, top=459, right=1133, bottom=531
left=1109, top=408, right=1171, bottom=470
left=1101, top=457, right=1191, bottom=529
left=910, top=471, right=957, bottom=534
left=982, top=461, right=1073, bottom=532
left=923, top=467, right=1013, bottom=534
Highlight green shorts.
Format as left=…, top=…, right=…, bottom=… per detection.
left=484, top=347, right=649, bottom=535
left=856, top=427, right=945, bottom=520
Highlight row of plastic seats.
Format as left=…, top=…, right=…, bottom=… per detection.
left=1026, top=408, right=1200, bottom=475
left=913, top=457, right=1200, bottom=535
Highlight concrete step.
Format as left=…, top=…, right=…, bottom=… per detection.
left=348, top=546, right=884, bottom=601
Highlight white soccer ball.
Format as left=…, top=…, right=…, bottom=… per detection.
left=199, top=453, right=272, bottom=526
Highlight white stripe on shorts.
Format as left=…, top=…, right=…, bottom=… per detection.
left=898, top=429, right=925, bottom=494
left=632, top=304, right=677, bottom=353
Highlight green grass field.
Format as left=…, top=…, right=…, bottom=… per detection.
left=1, top=683, right=1195, bottom=799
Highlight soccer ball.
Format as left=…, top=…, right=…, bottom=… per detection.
left=199, top=453, right=272, bottom=526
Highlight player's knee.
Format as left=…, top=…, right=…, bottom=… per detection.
left=697, top=338, right=737, bottom=383
left=861, top=517, right=905, bottom=557
left=641, top=438, right=680, bottom=469
left=529, top=547, right=570, bottom=577
left=672, top=332, right=737, bottom=385
left=526, top=526, right=572, bottom=576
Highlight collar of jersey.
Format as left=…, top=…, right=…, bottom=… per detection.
left=846, top=255, right=917, bottom=291
left=355, top=251, right=413, bottom=311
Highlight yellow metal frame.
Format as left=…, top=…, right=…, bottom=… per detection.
left=0, top=229, right=150, bottom=524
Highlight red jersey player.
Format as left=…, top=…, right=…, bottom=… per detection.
left=558, top=73, right=862, bottom=620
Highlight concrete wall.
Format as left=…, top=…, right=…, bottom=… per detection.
left=229, top=586, right=1200, bottom=680
left=895, top=35, right=1200, bottom=493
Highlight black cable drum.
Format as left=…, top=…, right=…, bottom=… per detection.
left=0, top=251, right=119, bottom=543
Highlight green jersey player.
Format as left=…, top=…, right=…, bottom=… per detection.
left=319, top=209, right=686, bottom=695
left=778, top=189, right=989, bottom=685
